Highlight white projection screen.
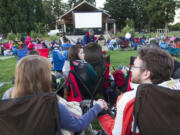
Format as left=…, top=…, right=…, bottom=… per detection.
left=74, top=12, right=102, bottom=28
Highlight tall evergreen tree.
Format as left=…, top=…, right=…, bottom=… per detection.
left=104, top=0, right=137, bottom=29
left=159, top=0, right=176, bottom=29
left=52, top=0, right=67, bottom=28
left=0, top=0, right=19, bottom=33
left=0, top=0, right=46, bottom=34
left=42, top=0, right=67, bottom=30
left=42, top=0, right=56, bottom=30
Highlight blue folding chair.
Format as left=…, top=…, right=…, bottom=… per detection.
left=52, top=50, right=66, bottom=72
left=16, top=48, right=28, bottom=60
left=60, top=43, right=72, bottom=51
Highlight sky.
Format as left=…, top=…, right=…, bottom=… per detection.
left=96, top=0, right=106, bottom=8
left=62, top=0, right=106, bottom=8
left=172, top=9, right=180, bottom=25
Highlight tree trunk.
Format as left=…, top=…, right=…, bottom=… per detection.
left=165, top=16, right=169, bottom=30
left=148, top=15, right=151, bottom=33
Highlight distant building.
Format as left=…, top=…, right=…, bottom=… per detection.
left=58, top=1, right=116, bottom=35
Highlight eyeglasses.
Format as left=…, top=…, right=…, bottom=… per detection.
left=131, top=65, right=146, bottom=70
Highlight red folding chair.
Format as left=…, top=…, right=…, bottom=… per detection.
left=37, top=49, right=49, bottom=58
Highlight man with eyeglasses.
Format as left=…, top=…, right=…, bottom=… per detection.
left=98, top=47, right=179, bottom=135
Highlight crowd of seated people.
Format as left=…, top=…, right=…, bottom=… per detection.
left=1, top=30, right=180, bottom=135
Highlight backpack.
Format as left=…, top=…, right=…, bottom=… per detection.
left=133, top=84, right=180, bottom=135
left=113, top=69, right=126, bottom=87
left=66, top=69, right=83, bottom=102
left=0, top=93, right=62, bottom=135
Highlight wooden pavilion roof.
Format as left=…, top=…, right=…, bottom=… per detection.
left=60, top=1, right=110, bottom=25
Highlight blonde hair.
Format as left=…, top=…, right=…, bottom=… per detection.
left=11, top=55, right=52, bottom=98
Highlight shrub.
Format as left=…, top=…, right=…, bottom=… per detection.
left=30, top=31, right=38, bottom=39
left=169, top=23, right=180, bottom=31
left=121, top=25, right=135, bottom=37
left=49, top=35, right=58, bottom=41
left=15, top=33, right=21, bottom=40
left=7, top=32, right=16, bottom=41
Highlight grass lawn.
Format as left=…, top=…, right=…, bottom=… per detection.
left=0, top=57, right=16, bottom=98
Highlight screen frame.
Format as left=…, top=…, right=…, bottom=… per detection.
left=73, top=11, right=103, bottom=29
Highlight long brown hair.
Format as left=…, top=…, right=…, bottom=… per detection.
left=84, top=43, right=103, bottom=63
left=68, top=45, right=82, bottom=61
left=11, top=55, right=52, bottom=98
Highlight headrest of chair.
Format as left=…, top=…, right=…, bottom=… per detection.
left=71, top=61, right=87, bottom=70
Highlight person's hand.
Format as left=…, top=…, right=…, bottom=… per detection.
left=94, top=99, right=108, bottom=110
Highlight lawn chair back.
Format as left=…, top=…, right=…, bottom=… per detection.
left=120, top=56, right=136, bottom=92
left=0, top=93, right=61, bottom=135
left=37, top=48, right=49, bottom=58
left=12, top=46, right=18, bottom=55
left=133, top=84, right=180, bottom=135
left=52, top=50, right=66, bottom=72
left=61, top=43, right=72, bottom=51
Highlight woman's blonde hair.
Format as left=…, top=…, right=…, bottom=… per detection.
left=11, top=55, right=52, bottom=98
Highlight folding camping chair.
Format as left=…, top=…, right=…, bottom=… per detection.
left=60, top=43, right=72, bottom=51
left=115, top=56, right=136, bottom=92
left=61, top=56, right=112, bottom=103
left=52, top=50, right=66, bottom=72
left=37, top=48, right=49, bottom=58
left=133, top=84, right=180, bottom=135
left=12, top=46, right=18, bottom=55
left=16, top=48, right=28, bottom=60
left=120, top=40, right=129, bottom=49
left=0, top=93, right=61, bottom=135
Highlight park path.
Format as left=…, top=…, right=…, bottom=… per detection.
left=0, top=82, right=12, bottom=88
left=0, top=56, right=14, bottom=60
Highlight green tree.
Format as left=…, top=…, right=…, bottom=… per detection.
left=0, top=0, right=19, bottom=33
left=159, top=0, right=176, bottom=30
left=42, top=0, right=56, bottom=30
left=104, top=0, right=137, bottom=29
left=18, top=0, right=46, bottom=33
left=0, top=0, right=46, bottom=34
left=125, top=18, right=134, bottom=28
left=52, top=0, right=67, bottom=28
left=136, top=0, right=177, bottom=32
left=42, top=0, right=67, bottom=30
left=139, top=0, right=160, bottom=32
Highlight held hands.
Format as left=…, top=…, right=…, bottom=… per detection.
left=94, top=99, right=108, bottom=110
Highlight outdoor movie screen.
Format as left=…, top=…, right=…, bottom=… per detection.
left=74, top=12, right=102, bottom=29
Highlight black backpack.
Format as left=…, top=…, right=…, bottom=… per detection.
left=0, top=93, right=62, bottom=135
left=133, top=84, right=180, bottom=135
